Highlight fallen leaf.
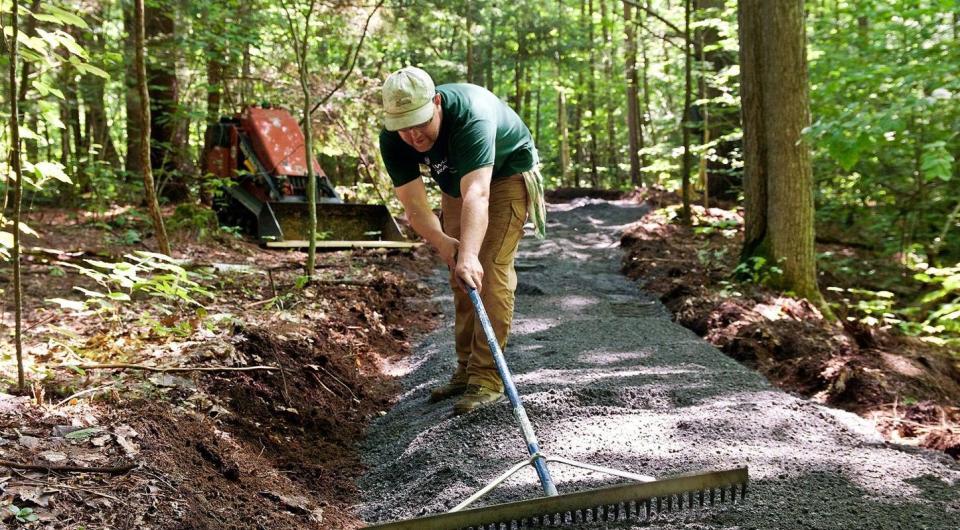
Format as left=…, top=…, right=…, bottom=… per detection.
left=65, top=427, right=102, bottom=441
left=114, top=425, right=140, bottom=456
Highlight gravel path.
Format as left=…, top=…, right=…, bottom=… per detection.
left=359, top=199, right=960, bottom=529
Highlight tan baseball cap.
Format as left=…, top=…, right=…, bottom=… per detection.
left=382, top=66, right=436, bottom=131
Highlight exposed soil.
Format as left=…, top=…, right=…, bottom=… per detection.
left=618, top=187, right=960, bottom=460
left=0, top=207, right=439, bottom=528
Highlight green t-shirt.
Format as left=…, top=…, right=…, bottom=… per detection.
left=379, top=83, right=537, bottom=198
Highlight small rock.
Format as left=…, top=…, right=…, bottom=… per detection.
left=18, top=435, right=41, bottom=450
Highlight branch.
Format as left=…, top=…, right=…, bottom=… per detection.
left=634, top=16, right=684, bottom=50
left=622, top=0, right=683, bottom=36
left=0, top=460, right=136, bottom=475
left=309, top=0, right=385, bottom=116
left=57, top=364, right=280, bottom=373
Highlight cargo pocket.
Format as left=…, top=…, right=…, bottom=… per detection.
left=494, top=199, right=527, bottom=265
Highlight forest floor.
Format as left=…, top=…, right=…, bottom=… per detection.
left=617, top=187, right=960, bottom=461
left=0, top=207, right=438, bottom=529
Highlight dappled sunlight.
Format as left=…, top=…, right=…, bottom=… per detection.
left=556, top=294, right=599, bottom=311
left=514, top=365, right=704, bottom=386
left=579, top=348, right=654, bottom=366
left=511, top=317, right=560, bottom=336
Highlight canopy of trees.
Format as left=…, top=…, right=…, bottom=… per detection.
left=1, top=0, right=958, bottom=344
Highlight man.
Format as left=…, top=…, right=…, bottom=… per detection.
left=379, top=66, right=546, bottom=415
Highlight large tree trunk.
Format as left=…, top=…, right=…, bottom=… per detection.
left=135, top=0, right=171, bottom=255
left=739, top=0, right=828, bottom=312
left=145, top=1, right=189, bottom=202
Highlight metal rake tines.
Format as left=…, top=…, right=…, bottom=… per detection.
left=366, top=467, right=748, bottom=529
left=464, top=486, right=749, bottom=529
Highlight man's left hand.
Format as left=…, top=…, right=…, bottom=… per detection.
left=456, top=252, right=484, bottom=293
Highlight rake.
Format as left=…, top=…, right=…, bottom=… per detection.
left=366, top=288, right=748, bottom=529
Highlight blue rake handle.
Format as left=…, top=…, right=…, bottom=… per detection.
left=467, top=288, right=558, bottom=497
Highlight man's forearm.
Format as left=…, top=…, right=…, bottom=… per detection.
left=407, top=210, right=446, bottom=249
left=458, top=194, right=488, bottom=258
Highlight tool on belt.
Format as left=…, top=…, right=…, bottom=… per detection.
left=367, top=288, right=748, bottom=529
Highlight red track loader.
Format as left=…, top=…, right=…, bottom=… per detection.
left=202, top=105, right=413, bottom=249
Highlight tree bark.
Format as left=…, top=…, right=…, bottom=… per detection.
left=123, top=0, right=142, bottom=182
left=587, top=0, right=599, bottom=187
left=680, top=0, right=692, bottom=222
left=8, top=0, right=26, bottom=393
left=739, top=0, right=828, bottom=313
left=145, top=1, right=189, bottom=203
left=556, top=0, right=570, bottom=183
left=135, top=0, right=171, bottom=256
left=601, top=0, right=618, bottom=179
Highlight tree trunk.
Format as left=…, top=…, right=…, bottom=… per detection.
left=486, top=7, right=496, bottom=90
left=466, top=2, right=475, bottom=84
left=697, top=0, right=738, bottom=200
left=514, top=25, right=525, bottom=117
left=558, top=90, right=570, bottom=184
left=8, top=0, right=26, bottom=393
left=145, top=1, right=189, bottom=203
left=123, top=0, right=143, bottom=182
left=680, top=0, right=692, bottom=222
left=587, top=0, right=599, bottom=187
left=556, top=0, right=570, bottom=183
left=135, top=0, right=171, bottom=256
left=601, top=0, right=618, bottom=179
left=738, top=0, right=828, bottom=312
left=623, top=0, right=642, bottom=187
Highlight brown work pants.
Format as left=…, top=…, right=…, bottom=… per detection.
left=441, top=174, right=528, bottom=393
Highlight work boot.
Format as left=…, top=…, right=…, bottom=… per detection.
left=428, top=372, right=469, bottom=403
left=453, top=385, right=505, bottom=415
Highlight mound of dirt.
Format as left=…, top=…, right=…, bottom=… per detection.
left=1, top=208, right=440, bottom=529
left=619, top=192, right=960, bottom=459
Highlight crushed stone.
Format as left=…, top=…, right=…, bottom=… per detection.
left=359, top=199, right=960, bottom=529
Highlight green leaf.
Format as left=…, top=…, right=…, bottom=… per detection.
left=75, top=61, right=110, bottom=79
left=65, top=427, right=101, bottom=440
left=41, top=3, right=89, bottom=29
left=17, top=32, right=47, bottom=54
left=31, top=12, right=63, bottom=25
left=107, top=292, right=131, bottom=301
left=33, top=161, right=72, bottom=184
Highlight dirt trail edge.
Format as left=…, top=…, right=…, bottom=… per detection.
left=358, top=199, right=960, bottom=530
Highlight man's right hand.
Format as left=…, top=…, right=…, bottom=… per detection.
left=437, top=235, right=459, bottom=270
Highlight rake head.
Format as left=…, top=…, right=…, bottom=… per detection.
left=366, top=466, right=748, bottom=529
